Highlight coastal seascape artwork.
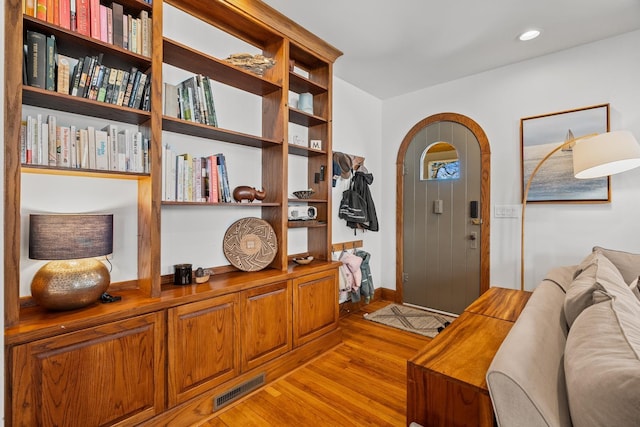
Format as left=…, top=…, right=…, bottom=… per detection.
left=521, top=104, right=610, bottom=203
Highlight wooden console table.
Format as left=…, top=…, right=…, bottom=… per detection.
left=406, top=287, right=531, bottom=427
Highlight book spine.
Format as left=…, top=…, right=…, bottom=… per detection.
left=95, top=130, right=109, bottom=170
left=87, top=126, right=96, bottom=169
left=89, top=0, right=101, bottom=40
left=26, top=31, right=46, bottom=89
left=69, top=125, right=77, bottom=168
left=25, top=0, right=36, bottom=17
left=76, top=0, right=90, bottom=36
left=45, top=35, right=56, bottom=91
left=47, top=115, right=57, bottom=165
left=56, top=55, right=70, bottom=94
left=111, top=2, right=124, bottom=47
left=140, top=10, right=149, bottom=57
left=36, top=0, right=46, bottom=20
left=53, top=0, right=60, bottom=25
left=46, top=0, right=53, bottom=22
left=106, top=6, right=113, bottom=44
left=131, top=72, right=147, bottom=109
left=69, top=56, right=84, bottom=96
left=99, top=5, right=108, bottom=42
left=70, top=0, right=77, bottom=31
left=59, top=0, right=71, bottom=29
left=60, top=126, right=71, bottom=167
left=123, top=14, right=129, bottom=50
left=20, top=120, right=27, bottom=164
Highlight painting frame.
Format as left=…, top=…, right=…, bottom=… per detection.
left=520, top=103, right=610, bottom=204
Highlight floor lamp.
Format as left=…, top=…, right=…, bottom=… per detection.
left=520, top=130, right=640, bottom=290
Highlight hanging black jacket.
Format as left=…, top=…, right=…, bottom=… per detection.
left=339, top=171, right=379, bottom=232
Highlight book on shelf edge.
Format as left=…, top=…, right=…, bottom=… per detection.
left=26, top=30, right=46, bottom=89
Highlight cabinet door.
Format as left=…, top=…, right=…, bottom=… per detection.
left=167, top=293, right=240, bottom=406
left=11, top=312, right=165, bottom=426
left=293, top=269, right=339, bottom=347
left=240, top=281, right=292, bottom=372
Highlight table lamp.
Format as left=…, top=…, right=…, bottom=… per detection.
left=521, top=131, right=640, bottom=290
left=29, top=214, right=113, bottom=310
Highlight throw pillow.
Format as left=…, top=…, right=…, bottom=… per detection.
left=592, top=246, right=640, bottom=285
left=564, top=292, right=640, bottom=427
left=563, top=251, right=626, bottom=327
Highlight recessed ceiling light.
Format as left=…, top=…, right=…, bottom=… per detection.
left=519, top=29, right=541, bottom=41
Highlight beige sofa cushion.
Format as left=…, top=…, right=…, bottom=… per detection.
left=564, top=251, right=626, bottom=327
left=564, top=282, right=640, bottom=426
left=592, top=246, right=640, bottom=284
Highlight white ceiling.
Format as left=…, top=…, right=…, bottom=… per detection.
left=262, top=0, right=640, bottom=100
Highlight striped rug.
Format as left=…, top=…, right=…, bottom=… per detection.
left=364, top=304, right=456, bottom=338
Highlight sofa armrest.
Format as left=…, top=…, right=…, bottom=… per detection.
left=486, top=280, right=572, bottom=427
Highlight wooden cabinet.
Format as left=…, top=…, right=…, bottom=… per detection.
left=10, top=312, right=165, bottom=426
left=240, top=281, right=292, bottom=371
left=293, top=269, right=339, bottom=347
left=5, top=0, right=342, bottom=423
left=167, top=293, right=240, bottom=406
left=407, top=287, right=532, bottom=427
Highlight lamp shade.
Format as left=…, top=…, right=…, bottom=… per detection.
left=29, top=214, right=113, bottom=260
left=573, top=131, right=640, bottom=179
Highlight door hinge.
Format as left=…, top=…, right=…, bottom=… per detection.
left=402, top=272, right=409, bottom=282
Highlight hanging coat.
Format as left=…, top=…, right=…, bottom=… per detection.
left=355, top=249, right=374, bottom=303
left=339, top=171, right=379, bottom=232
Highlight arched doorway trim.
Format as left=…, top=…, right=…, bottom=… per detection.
left=395, top=112, right=491, bottom=303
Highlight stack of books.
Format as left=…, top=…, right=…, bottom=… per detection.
left=24, top=0, right=152, bottom=57
left=21, top=113, right=150, bottom=173
left=162, top=146, right=231, bottom=203
left=164, top=75, right=218, bottom=126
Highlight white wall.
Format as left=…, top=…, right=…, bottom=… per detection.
left=331, top=78, right=384, bottom=285
left=381, top=29, right=640, bottom=291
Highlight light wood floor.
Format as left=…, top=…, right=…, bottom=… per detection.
left=200, top=300, right=431, bottom=427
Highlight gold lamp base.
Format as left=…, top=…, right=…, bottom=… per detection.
left=31, top=259, right=110, bottom=311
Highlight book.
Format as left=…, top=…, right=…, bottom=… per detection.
left=106, top=6, right=113, bottom=43
left=121, top=67, right=137, bottom=106
left=112, top=69, right=125, bottom=104
left=58, top=125, right=71, bottom=167
left=123, top=14, right=130, bottom=50
left=76, top=55, right=94, bottom=98
left=25, top=0, right=36, bottom=17
left=116, top=129, right=129, bottom=171
left=94, top=129, right=109, bottom=170
left=163, top=82, right=178, bottom=117
left=99, top=5, right=108, bottom=42
left=78, top=128, right=89, bottom=168
left=141, top=77, right=151, bottom=111
left=207, top=155, right=219, bottom=203
left=89, top=0, right=101, bottom=40
left=26, top=30, right=46, bottom=88
left=56, top=54, right=76, bottom=94
left=20, top=120, right=27, bottom=164
left=140, top=10, right=150, bottom=57
left=101, top=123, right=117, bottom=170
left=70, top=0, right=77, bottom=31
left=104, top=67, right=118, bottom=103
left=45, top=35, right=56, bottom=91
left=131, top=72, right=147, bottom=109
left=52, top=0, right=59, bottom=25
left=47, top=115, right=56, bottom=165
left=202, top=76, right=218, bottom=126
left=59, top=0, right=71, bottom=29
left=87, top=126, right=96, bottom=169
left=76, top=0, right=90, bottom=36
left=36, top=0, right=46, bottom=20
left=46, top=0, right=53, bottom=22
left=176, top=154, right=184, bottom=201
left=111, top=2, right=124, bottom=47
left=130, top=16, right=138, bottom=54
left=70, top=56, right=84, bottom=96
left=216, top=153, right=231, bottom=202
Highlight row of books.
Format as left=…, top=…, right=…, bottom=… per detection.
left=24, top=0, right=152, bottom=57
left=162, top=146, right=232, bottom=203
left=25, top=31, right=151, bottom=111
left=164, top=75, right=219, bottom=127
left=21, top=114, right=150, bottom=173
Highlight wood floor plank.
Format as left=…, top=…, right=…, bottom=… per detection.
left=201, top=300, right=430, bottom=426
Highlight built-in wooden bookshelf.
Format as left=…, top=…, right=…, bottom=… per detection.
left=5, top=0, right=342, bottom=424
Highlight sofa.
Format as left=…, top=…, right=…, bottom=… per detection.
left=486, top=247, right=640, bottom=427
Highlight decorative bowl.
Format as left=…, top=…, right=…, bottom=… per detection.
left=293, top=190, right=315, bottom=199
left=293, top=256, right=314, bottom=265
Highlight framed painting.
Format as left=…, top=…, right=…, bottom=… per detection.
left=521, top=103, right=610, bottom=203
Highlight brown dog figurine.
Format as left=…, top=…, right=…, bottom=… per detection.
left=233, top=186, right=266, bottom=202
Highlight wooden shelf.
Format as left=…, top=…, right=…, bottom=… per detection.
left=163, top=38, right=281, bottom=96
left=289, top=72, right=327, bottom=95
left=289, top=108, right=327, bottom=127
left=287, top=220, right=327, bottom=228
left=23, top=86, right=151, bottom=124
left=22, top=164, right=150, bottom=179
left=162, top=201, right=280, bottom=207
left=162, top=116, right=282, bottom=148
left=288, top=144, right=326, bottom=157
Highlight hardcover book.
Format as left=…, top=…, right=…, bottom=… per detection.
left=26, top=30, right=46, bottom=89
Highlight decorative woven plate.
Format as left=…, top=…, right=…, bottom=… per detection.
left=223, top=217, right=278, bottom=271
